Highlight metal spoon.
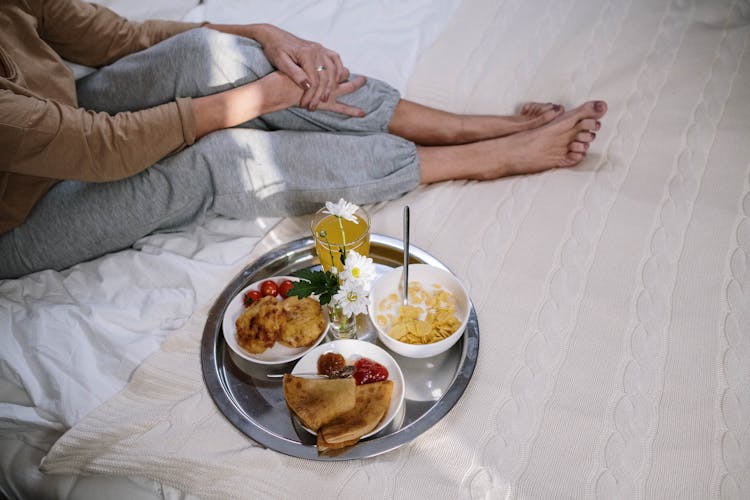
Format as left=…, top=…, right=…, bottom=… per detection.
left=266, top=365, right=356, bottom=379
left=403, top=205, right=410, bottom=306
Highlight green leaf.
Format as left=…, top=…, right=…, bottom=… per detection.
left=288, top=269, right=340, bottom=305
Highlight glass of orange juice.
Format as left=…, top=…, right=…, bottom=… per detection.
left=311, top=206, right=370, bottom=272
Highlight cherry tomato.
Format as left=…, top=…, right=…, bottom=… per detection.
left=243, top=289, right=261, bottom=306
left=353, top=357, right=389, bottom=385
left=278, top=279, right=295, bottom=299
left=259, top=280, right=278, bottom=297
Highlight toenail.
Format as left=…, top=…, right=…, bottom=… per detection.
left=595, top=121, right=601, bottom=131
left=595, top=101, right=605, bottom=112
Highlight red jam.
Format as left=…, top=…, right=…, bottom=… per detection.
left=353, top=357, right=389, bottom=385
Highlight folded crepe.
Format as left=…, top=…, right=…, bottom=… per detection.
left=317, top=380, right=394, bottom=451
left=283, top=374, right=356, bottom=431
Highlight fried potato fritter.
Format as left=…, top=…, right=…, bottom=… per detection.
left=279, top=296, right=326, bottom=348
left=235, top=296, right=284, bottom=353
left=235, top=295, right=325, bottom=354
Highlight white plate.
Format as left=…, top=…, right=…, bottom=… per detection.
left=222, top=276, right=329, bottom=365
left=291, top=339, right=405, bottom=439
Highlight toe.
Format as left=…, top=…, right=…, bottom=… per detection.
left=565, top=151, right=586, bottom=164
left=577, top=118, right=601, bottom=132
left=540, top=105, right=564, bottom=124
left=575, top=131, right=596, bottom=143
left=522, top=102, right=563, bottom=117
left=571, top=100, right=608, bottom=124
left=569, top=141, right=588, bottom=153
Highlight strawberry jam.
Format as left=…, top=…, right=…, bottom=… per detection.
left=353, top=357, right=389, bottom=385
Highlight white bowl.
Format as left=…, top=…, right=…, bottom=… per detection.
left=368, top=264, right=470, bottom=358
left=222, top=276, right=328, bottom=365
left=291, top=339, right=405, bottom=438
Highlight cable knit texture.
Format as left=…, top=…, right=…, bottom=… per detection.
left=37, top=0, right=750, bottom=498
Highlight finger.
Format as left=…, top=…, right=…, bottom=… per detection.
left=298, top=62, right=321, bottom=109
left=299, top=86, right=316, bottom=109
left=275, top=52, right=313, bottom=91
left=335, top=75, right=367, bottom=96
left=298, top=53, right=324, bottom=108
left=327, top=102, right=366, bottom=118
left=309, top=58, right=333, bottom=109
left=339, top=66, right=351, bottom=83
left=328, top=52, right=347, bottom=83
left=320, top=55, right=337, bottom=103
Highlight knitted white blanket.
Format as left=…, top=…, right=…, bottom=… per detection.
left=38, top=0, right=750, bottom=498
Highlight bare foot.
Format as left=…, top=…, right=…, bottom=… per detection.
left=417, top=100, right=607, bottom=183
left=486, top=100, right=607, bottom=179
left=515, top=101, right=565, bottom=129
left=459, top=102, right=566, bottom=141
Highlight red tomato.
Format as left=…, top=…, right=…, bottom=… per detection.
left=259, top=280, right=278, bottom=297
left=278, top=279, right=294, bottom=299
left=353, top=357, right=389, bottom=385
left=243, top=289, right=261, bottom=306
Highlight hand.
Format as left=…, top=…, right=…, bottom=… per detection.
left=192, top=72, right=367, bottom=140
left=314, top=75, right=367, bottom=117
left=245, top=24, right=350, bottom=111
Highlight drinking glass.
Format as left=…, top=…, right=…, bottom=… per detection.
left=311, top=206, right=370, bottom=272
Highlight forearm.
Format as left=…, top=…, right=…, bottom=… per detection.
left=39, top=0, right=201, bottom=66
left=203, top=23, right=272, bottom=44
left=192, top=71, right=302, bottom=139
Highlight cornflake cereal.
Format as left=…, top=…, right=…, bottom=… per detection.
left=375, top=281, right=461, bottom=344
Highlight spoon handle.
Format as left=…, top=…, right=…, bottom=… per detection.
left=403, top=205, right=410, bottom=306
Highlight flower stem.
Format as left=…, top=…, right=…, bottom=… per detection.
left=337, top=216, right=348, bottom=266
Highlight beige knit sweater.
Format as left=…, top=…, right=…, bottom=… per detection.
left=0, top=0, right=201, bottom=233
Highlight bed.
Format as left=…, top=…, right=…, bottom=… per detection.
left=2, top=0, right=749, bottom=498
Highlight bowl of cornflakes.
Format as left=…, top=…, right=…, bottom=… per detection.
left=368, top=264, right=470, bottom=358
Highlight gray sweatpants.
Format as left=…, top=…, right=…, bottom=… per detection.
left=0, top=28, right=419, bottom=278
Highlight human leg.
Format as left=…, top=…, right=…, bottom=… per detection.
left=75, top=28, right=400, bottom=135
left=200, top=128, right=419, bottom=219
left=388, top=100, right=564, bottom=146
left=0, top=127, right=419, bottom=278
left=76, top=28, right=563, bottom=142
left=76, top=28, right=274, bottom=116
left=0, top=149, right=216, bottom=278
left=416, top=100, right=608, bottom=183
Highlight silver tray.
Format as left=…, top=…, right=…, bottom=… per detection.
left=200, top=233, right=479, bottom=460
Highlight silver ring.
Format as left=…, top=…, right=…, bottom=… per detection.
left=315, top=65, right=327, bottom=72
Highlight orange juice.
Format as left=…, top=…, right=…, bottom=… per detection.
left=313, top=212, right=370, bottom=271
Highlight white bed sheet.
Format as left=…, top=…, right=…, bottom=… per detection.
left=4, top=0, right=750, bottom=499
left=0, top=1, right=459, bottom=498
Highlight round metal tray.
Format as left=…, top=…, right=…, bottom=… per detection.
left=200, top=233, right=479, bottom=460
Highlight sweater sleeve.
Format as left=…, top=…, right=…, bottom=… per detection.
left=30, top=0, right=203, bottom=67
left=0, top=89, right=196, bottom=181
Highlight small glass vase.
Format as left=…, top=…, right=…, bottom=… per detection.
left=326, top=303, right=357, bottom=339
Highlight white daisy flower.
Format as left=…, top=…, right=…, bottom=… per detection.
left=323, top=198, right=360, bottom=223
left=333, top=279, right=369, bottom=317
left=340, top=250, right=376, bottom=291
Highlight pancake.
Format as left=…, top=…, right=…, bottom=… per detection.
left=282, top=374, right=356, bottom=431
left=317, top=380, right=393, bottom=450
